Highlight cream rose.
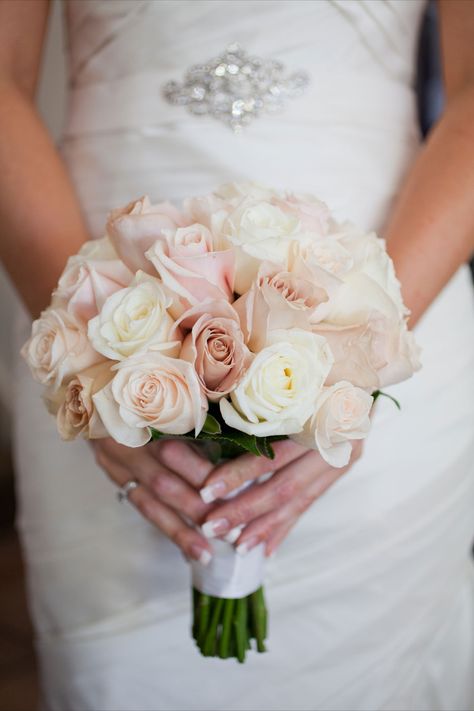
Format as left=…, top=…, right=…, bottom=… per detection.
left=87, top=271, right=179, bottom=360
left=145, top=224, right=235, bottom=318
left=175, top=300, right=251, bottom=401
left=93, top=352, right=207, bottom=447
left=52, top=238, right=133, bottom=323
left=21, top=308, right=103, bottom=390
left=222, top=198, right=302, bottom=294
left=292, top=381, right=373, bottom=467
left=106, top=196, right=187, bottom=274
left=219, top=329, right=333, bottom=436
left=45, top=362, right=113, bottom=441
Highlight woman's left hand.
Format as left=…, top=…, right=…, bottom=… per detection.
left=198, top=439, right=364, bottom=556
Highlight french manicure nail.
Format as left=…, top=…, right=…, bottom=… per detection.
left=236, top=536, right=259, bottom=556
left=224, top=525, right=244, bottom=544
left=200, top=480, right=227, bottom=504
left=189, top=545, right=212, bottom=566
left=201, top=518, right=230, bottom=538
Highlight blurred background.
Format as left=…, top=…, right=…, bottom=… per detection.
left=0, top=2, right=471, bottom=710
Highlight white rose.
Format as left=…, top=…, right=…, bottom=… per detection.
left=222, top=198, right=302, bottom=293
left=214, top=181, right=278, bottom=203
left=219, top=328, right=333, bottom=436
left=21, top=308, right=103, bottom=390
left=93, top=352, right=207, bottom=447
left=87, top=271, right=179, bottom=360
left=292, top=381, right=373, bottom=467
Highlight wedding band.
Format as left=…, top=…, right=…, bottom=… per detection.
left=117, top=479, right=139, bottom=503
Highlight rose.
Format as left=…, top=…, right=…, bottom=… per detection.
left=219, top=328, right=333, bottom=436
left=93, top=352, right=207, bottom=447
left=174, top=300, right=251, bottom=401
left=274, top=192, right=331, bottom=235
left=214, top=181, right=278, bottom=203
left=52, top=237, right=133, bottom=323
left=222, top=198, right=303, bottom=294
left=234, top=262, right=329, bottom=351
left=21, top=308, right=103, bottom=390
left=145, top=224, right=235, bottom=318
left=45, top=362, right=113, bottom=441
left=331, top=224, right=408, bottom=319
left=87, top=271, right=179, bottom=360
left=314, top=314, right=421, bottom=390
left=292, top=381, right=373, bottom=467
left=106, top=196, right=187, bottom=274
left=288, top=237, right=354, bottom=280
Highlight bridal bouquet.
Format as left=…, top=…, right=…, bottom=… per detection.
left=22, top=182, right=420, bottom=662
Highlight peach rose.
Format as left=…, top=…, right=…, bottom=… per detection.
left=46, top=362, right=113, bottom=441
left=21, top=308, right=103, bottom=390
left=234, top=263, right=329, bottom=352
left=145, top=224, right=235, bottom=318
left=52, top=237, right=133, bottom=323
left=93, top=352, right=207, bottom=447
left=106, top=196, right=187, bottom=274
left=292, top=381, right=373, bottom=467
left=174, top=300, right=251, bottom=401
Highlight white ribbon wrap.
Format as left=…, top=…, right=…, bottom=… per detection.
left=191, top=539, right=265, bottom=598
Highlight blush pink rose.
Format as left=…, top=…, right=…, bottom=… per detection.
left=174, top=300, right=251, bottom=401
left=274, top=192, right=331, bottom=236
left=145, top=224, right=235, bottom=318
left=52, top=237, right=133, bottom=323
left=233, top=262, right=329, bottom=352
left=106, top=196, right=187, bottom=274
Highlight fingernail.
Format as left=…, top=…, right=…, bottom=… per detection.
left=200, top=480, right=227, bottom=504
left=224, top=525, right=243, bottom=544
left=201, top=518, right=230, bottom=538
left=236, top=536, right=259, bottom=556
left=189, top=545, right=212, bottom=566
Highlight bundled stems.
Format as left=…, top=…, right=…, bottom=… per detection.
left=192, top=586, right=268, bottom=663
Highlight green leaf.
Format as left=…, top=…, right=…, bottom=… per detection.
left=255, top=437, right=276, bottom=460
left=372, top=389, right=401, bottom=410
left=201, top=413, right=222, bottom=435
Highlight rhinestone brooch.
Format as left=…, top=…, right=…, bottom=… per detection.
left=162, top=43, right=310, bottom=132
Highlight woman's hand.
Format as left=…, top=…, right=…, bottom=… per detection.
left=91, top=437, right=216, bottom=565
left=198, top=439, right=364, bottom=556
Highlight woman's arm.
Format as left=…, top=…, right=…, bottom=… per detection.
left=0, top=1, right=213, bottom=565
left=194, top=0, right=474, bottom=554
left=0, top=0, right=89, bottom=317
left=385, top=0, right=474, bottom=327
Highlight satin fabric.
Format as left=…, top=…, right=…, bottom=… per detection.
left=14, top=2, right=474, bottom=709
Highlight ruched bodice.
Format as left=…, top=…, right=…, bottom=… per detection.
left=62, top=0, right=425, bottom=236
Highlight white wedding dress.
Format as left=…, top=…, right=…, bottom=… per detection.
left=13, top=1, right=474, bottom=710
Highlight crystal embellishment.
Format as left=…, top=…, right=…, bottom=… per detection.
left=162, top=43, right=310, bottom=132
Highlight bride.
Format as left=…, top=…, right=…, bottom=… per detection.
left=1, top=1, right=473, bottom=709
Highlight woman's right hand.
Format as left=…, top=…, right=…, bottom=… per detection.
left=91, top=438, right=215, bottom=565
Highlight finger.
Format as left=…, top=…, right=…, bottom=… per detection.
left=128, top=485, right=213, bottom=565
left=236, top=459, right=352, bottom=554
left=199, top=439, right=308, bottom=504
left=201, top=449, right=329, bottom=536
left=265, top=519, right=298, bottom=557
left=154, top=439, right=214, bottom=489
left=100, top=440, right=210, bottom=524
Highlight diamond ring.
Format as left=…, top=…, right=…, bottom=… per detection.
left=117, top=479, right=139, bottom=503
